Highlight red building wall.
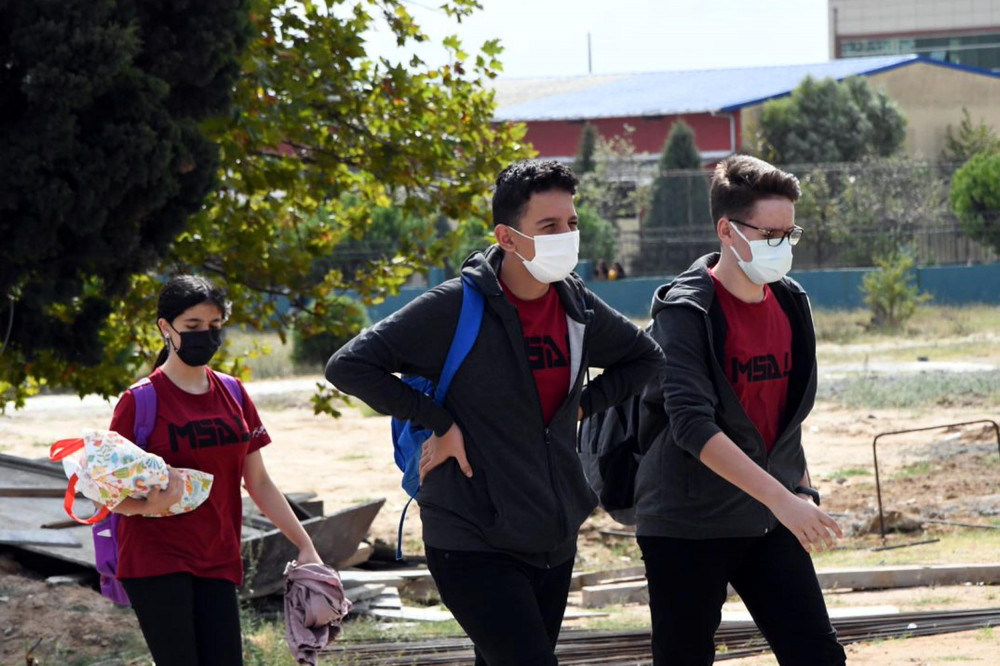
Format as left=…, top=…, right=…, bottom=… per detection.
left=519, top=112, right=740, bottom=159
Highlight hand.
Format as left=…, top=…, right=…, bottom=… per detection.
left=770, top=492, right=843, bottom=554
left=419, top=422, right=472, bottom=484
left=578, top=406, right=584, bottom=421
left=145, top=466, right=185, bottom=515
left=295, top=543, right=323, bottom=566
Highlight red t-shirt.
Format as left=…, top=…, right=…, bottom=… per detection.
left=501, top=281, right=571, bottom=425
left=710, top=271, right=792, bottom=453
left=108, top=367, right=271, bottom=584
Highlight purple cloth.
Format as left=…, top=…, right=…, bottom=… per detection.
left=283, top=562, right=353, bottom=666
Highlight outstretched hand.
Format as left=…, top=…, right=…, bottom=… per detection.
left=771, top=492, right=843, bottom=553
left=419, top=422, right=472, bottom=484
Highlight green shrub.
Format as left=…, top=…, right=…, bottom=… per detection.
left=291, top=296, right=370, bottom=368
left=861, top=252, right=931, bottom=330
left=950, top=150, right=1000, bottom=255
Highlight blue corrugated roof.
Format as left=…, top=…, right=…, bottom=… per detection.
left=492, top=55, right=999, bottom=121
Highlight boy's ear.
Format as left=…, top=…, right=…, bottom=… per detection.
left=717, top=218, right=734, bottom=246
left=495, top=224, right=516, bottom=251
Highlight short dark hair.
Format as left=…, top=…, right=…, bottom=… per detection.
left=492, top=160, right=578, bottom=228
left=710, top=155, right=800, bottom=224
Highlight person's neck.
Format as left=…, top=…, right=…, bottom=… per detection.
left=499, top=252, right=550, bottom=301
left=713, top=251, right=766, bottom=303
left=160, top=357, right=211, bottom=394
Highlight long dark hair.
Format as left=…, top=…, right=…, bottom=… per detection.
left=153, top=275, right=231, bottom=368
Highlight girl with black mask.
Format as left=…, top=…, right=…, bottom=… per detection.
left=107, top=275, right=321, bottom=666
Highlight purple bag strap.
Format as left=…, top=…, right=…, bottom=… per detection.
left=213, top=371, right=245, bottom=411
left=129, top=378, right=157, bottom=449
left=128, top=371, right=243, bottom=450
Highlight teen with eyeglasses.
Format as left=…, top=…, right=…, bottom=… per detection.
left=634, top=155, right=846, bottom=665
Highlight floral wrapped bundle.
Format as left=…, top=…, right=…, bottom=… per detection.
left=50, top=429, right=213, bottom=523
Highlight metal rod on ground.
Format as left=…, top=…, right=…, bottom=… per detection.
left=325, top=608, right=1000, bottom=665
left=921, top=518, right=1000, bottom=530
left=871, top=538, right=940, bottom=551
left=871, top=419, right=1000, bottom=541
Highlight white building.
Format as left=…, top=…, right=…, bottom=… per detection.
left=830, top=0, right=1000, bottom=71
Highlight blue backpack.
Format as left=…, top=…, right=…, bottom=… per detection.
left=389, top=278, right=484, bottom=558
left=96, top=371, right=243, bottom=605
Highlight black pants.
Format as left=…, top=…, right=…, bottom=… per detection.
left=426, top=546, right=575, bottom=666
left=638, top=525, right=845, bottom=666
left=121, top=572, right=243, bottom=666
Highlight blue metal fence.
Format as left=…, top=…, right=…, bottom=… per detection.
left=364, top=262, right=1000, bottom=322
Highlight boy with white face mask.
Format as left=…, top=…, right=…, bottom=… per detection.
left=327, top=160, right=665, bottom=666
left=635, top=155, right=846, bottom=665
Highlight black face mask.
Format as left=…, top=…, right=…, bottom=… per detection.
left=168, top=325, right=223, bottom=367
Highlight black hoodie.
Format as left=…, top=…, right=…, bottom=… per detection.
left=327, top=245, right=665, bottom=566
left=635, top=253, right=818, bottom=539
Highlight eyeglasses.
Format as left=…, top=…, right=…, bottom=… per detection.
left=729, top=219, right=803, bottom=247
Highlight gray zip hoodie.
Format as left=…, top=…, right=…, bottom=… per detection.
left=327, top=245, right=665, bottom=566
left=635, top=253, right=817, bottom=539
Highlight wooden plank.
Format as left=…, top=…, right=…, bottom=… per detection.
left=338, top=543, right=374, bottom=569
left=563, top=609, right=611, bottom=619
left=722, top=605, right=898, bottom=623
left=240, top=498, right=385, bottom=597
left=344, top=583, right=386, bottom=604
left=40, top=520, right=80, bottom=530
left=0, top=453, right=65, bottom=478
left=341, top=570, right=406, bottom=588
left=572, top=565, right=646, bottom=591
left=365, top=605, right=454, bottom=622
left=399, top=573, right=438, bottom=603
left=0, top=454, right=94, bottom=564
left=581, top=580, right=649, bottom=608
left=284, top=494, right=315, bottom=520
left=581, top=564, right=1000, bottom=608
left=369, top=587, right=402, bottom=610
left=0, top=529, right=81, bottom=548
left=816, top=564, right=1000, bottom=590
left=0, top=487, right=73, bottom=498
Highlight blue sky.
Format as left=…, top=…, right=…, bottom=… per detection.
left=364, top=0, right=831, bottom=78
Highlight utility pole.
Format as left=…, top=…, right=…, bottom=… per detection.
left=587, top=32, right=593, bottom=74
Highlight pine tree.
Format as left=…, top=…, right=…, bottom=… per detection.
left=942, top=108, right=1000, bottom=164
left=573, top=122, right=598, bottom=174
left=0, top=0, right=247, bottom=371
left=644, top=120, right=710, bottom=230
left=638, top=120, right=710, bottom=273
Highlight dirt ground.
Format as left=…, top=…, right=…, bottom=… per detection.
left=1, top=379, right=998, bottom=665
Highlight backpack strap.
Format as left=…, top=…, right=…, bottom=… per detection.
left=394, top=278, right=483, bottom=562
left=432, top=278, right=484, bottom=404
left=213, top=371, right=245, bottom=411
left=129, top=371, right=243, bottom=449
left=129, top=378, right=157, bottom=450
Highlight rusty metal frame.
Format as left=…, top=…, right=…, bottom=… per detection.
left=872, top=419, right=1000, bottom=541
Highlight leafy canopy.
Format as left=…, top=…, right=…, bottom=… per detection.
left=1, top=0, right=529, bottom=413
left=951, top=150, right=1000, bottom=255
left=0, top=0, right=247, bottom=405
left=757, top=76, right=907, bottom=165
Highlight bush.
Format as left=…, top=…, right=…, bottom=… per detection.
left=291, top=296, right=370, bottom=368
left=861, top=252, right=931, bottom=330
left=578, top=204, right=617, bottom=264
left=950, top=150, right=1000, bottom=255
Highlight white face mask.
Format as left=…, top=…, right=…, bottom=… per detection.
left=508, top=227, right=580, bottom=284
left=729, top=224, right=793, bottom=285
